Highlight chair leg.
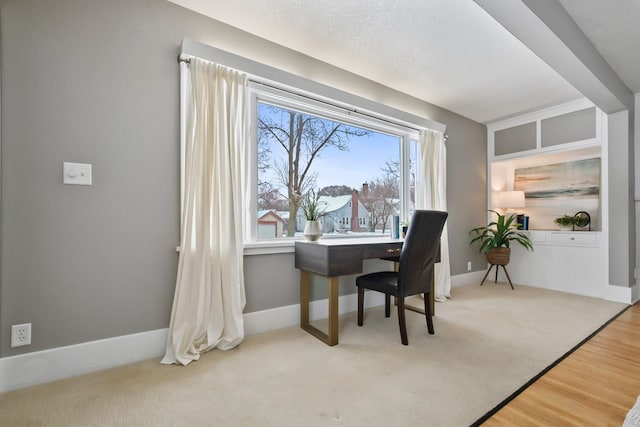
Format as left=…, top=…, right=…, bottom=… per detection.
left=480, top=265, right=494, bottom=286
left=385, top=294, right=391, bottom=318
left=397, top=297, right=408, bottom=345
left=357, top=287, right=364, bottom=326
left=423, top=292, right=434, bottom=335
left=502, top=265, right=515, bottom=290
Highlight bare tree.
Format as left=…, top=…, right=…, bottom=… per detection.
left=257, top=126, right=274, bottom=209
left=319, top=185, right=353, bottom=197
left=258, top=187, right=288, bottom=211
left=361, top=164, right=400, bottom=233
left=381, top=158, right=416, bottom=213
left=258, top=104, right=368, bottom=236
left=381, top=160, right=400, bottom=180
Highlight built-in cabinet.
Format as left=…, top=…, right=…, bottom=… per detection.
left=507, top=231, right=606, bottom=298
left=486, top=99, right=608, bottom=298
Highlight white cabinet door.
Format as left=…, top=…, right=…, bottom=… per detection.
left=505, top=232, right=605, bottom=298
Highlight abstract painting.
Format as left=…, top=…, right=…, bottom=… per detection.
left=514, top=158, right=600, bottom=230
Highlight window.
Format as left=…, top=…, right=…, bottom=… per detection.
left=249, top=85, right=419, bottom=241
left=179, top=42, right=446, bottom=251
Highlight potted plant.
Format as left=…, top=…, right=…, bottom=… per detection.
left=299, top=189, right=327, bottom=241
left=401, top=220, right=409, bottom=238
left=470, top=210, right=534, bottom=266
left=554, top=214, right=575, bottom=231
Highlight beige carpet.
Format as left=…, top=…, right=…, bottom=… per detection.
left=0, top=283, right=627, bottom=427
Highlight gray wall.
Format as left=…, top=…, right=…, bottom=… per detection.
left=0, top=0, right=487, bottom=356
left=608, top=110, right=635, bottom=287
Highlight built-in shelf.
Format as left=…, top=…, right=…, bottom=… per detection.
left=486, top=99, right=608, bottom=298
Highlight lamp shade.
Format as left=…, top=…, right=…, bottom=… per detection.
left=493, top=190, right=525, bottom=209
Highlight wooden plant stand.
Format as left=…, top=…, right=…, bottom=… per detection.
left=480, top=264, right=515, bottom=290
left=480, top=247, right=514, bottom=290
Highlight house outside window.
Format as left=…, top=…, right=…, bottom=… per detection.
left=248, top=85, right=419, bottom=242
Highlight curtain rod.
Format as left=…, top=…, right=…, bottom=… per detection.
left=177, top=54, right=448, bottom=141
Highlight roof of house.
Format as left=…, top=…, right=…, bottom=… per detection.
left=317, top=195, right=352, bottom=214
left=258, top=209, right=285, bottom=222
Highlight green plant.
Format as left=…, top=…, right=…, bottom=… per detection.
left=470, top=210, right=534, bottom=254
left=299, top=189, right=327, bottom=221
left=554, top=215, right=576, bottom=226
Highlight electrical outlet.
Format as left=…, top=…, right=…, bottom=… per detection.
left=11, top=323, right=32, bottom=347
left=467, top=261, right=472, bottom=271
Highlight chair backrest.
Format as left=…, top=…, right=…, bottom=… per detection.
left=398, top=210, right=448, bottom=297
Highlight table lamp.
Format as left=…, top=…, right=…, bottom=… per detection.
left=493, top=190, right=527, bottom=229
left=493, top=190, right=525, bottom=211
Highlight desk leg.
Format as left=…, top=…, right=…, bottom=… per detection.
left=327, top=277, right=339, bottom=346
left=300, top=270, right=339, bottom=346
left=300, top=270, right=310, bottom=327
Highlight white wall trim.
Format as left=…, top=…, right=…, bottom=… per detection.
left=486, top=97, right=594, bottom=131
left=632, top=283, right=640, bottom=304
left=451, top=270, right=486, bottom=288
left=0, top=291, right=386, bottom=394
left=0, top=271, right=536, bottom=393
left=603, top=283, right=634, bottom=304
left=0, top=328, right=168, bottom=394
left=244, top=291, right=385, bottom=336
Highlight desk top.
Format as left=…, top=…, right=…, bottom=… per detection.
left=295, top=237, right=403, bottom=276
left=295, top=236, right=403, bottom=247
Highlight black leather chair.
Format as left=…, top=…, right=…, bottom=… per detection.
left=356, top=210, right=448, bottom=345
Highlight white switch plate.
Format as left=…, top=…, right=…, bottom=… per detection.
left=63, top=162, right=92, bottom=185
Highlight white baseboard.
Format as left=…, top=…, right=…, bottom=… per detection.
left=0, top=273, right=479, bottom=394
left=244, top=291, right=385, bottom=336
left=244, top=270, right=482, bottom=336
left=632, top=284, right=640, bottom=304
left=1, top=272, right=628, bottom=394
left=604, top=283, right=634, bottom=304
left=0, top=291, right=387, bottom=394
left=0, top=328, right=168, bottom=394
left=451, top=270, right=485, bottom=288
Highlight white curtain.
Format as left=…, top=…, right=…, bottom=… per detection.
left=162, top=58, right=248, bottom=366
left=416, top=129, right=452, bottom=301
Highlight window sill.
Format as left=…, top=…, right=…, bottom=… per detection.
left=244, top=240, right=296, bottom=256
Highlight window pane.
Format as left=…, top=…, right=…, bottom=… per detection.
left=257, top=102, right=401, bottom=238
left=408, top=139, right=418, bottom=220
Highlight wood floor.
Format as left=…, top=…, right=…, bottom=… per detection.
left=482, top=303, right=640, bottom=426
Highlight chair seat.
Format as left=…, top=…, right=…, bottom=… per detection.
left=356, top=271, right=399, bottom=296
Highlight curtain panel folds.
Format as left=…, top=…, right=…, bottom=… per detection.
left=162, top=58, right=248, bottom=366
left=416, top=129, right=452, bottom=301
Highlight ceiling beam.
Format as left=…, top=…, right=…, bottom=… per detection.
left=474, top=0, right=633, bottom=113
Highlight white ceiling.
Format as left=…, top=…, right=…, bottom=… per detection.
left=169, top=0, right=636, bottom=124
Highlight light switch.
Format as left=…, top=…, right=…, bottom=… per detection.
left=63, top=162, right=92, bottom=185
